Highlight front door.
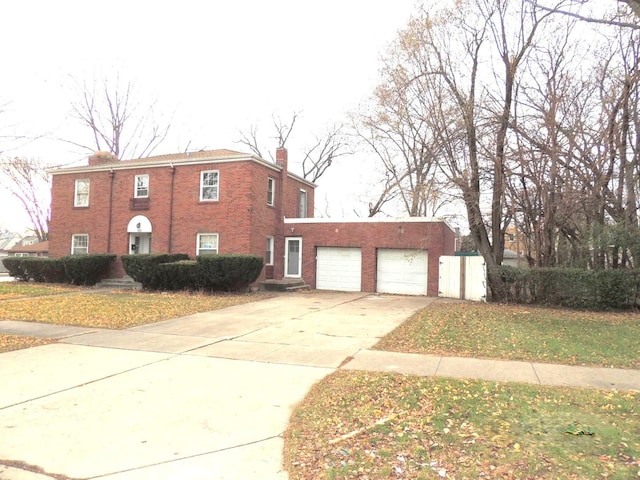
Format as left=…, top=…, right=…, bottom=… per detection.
left=129, top=233, right=151, bottom=254
left=285, top=237, right=302, bottom=278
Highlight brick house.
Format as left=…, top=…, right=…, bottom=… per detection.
left=49, top=147, right=455, bottom=295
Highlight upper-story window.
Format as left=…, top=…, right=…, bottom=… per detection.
left=200, top=170, right=219, bottom=201
left=267, top=177, right=275, bottom=206
left=74, top=179, right=90, bottom=207
left=298, top=189, right=308, bottom=218
left=135, top=174, right=149, bottom=198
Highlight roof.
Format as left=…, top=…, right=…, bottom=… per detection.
left=0, top=233, right=22, bottom=251
left=48, top=148, right=316, bottom=188
left=120, top=149, right=247, bottom=164
left=8, top=241, right=49, bottom=254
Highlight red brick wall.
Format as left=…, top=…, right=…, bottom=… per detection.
left=284, top=220, right=455, bottom=296
left=49, top=158, right=308, bottom=280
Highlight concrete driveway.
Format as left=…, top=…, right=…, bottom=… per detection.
left=0, top=292, right=433, bottom=480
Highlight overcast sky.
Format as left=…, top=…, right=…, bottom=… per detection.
left=0, top=0, right=420, bottom=232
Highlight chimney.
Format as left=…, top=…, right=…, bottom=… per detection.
left=88, top=151, right=118, bottom=166
left=275, top=147, right=288, bottom=220
left=275, top=147, right=288, bottom=173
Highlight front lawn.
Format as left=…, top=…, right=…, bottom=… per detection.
left=285, top=371, right=640, bottom=479
left=0, top=289, right=271, bottom=329
left=0, top=334, right=55, bottom=353
left=0, top=283, right=81, bottom=301
left=375, top=301, right=640, bottom=369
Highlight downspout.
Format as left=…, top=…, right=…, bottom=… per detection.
left=107, top=169, right=114, bottom=252
left=168, top=163, right=176, bottom=252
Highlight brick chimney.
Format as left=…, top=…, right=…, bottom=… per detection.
left=88, top=151, right=118, bottom=166
left=275, top=147, right=288, bottom=218
left=275, top=147, right=288, bottom=173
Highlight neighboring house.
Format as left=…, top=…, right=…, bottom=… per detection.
left=0, top=231, right=23, bottom=273
left=8, top=240, right=49, bottom=258
left=49, top=148, right=455, bottom=295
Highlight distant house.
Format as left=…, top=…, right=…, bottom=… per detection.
left=48, top=148, right=455, bottom=295
left=0, top=231, right=23, bottom=273
left=8, top=240, right=49, bottom=258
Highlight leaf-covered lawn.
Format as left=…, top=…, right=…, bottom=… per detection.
left=0, top=290, right=272, bottom=329
left=375, top=301, right=640, bottom=369
left=285, top=371, right=640, bottom=480
left=0, top=283, right=81, bottom=301
left=0, top=334, right=54, bottom=353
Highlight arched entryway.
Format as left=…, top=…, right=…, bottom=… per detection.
left=127, top=215, right=152, bottom=254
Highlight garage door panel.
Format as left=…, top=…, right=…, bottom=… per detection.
left=316, top=247, right=362, bottom=292
left=377, top=249, right=428, bottom=295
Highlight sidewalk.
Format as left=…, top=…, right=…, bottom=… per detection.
left=3, top=319, right=639, bottom=391
left=343, top=349, right=640, bottom=391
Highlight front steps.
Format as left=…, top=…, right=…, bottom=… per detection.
left=96, top=276, right=142, bottom=291
left=261, top=278, right=310, bottom=292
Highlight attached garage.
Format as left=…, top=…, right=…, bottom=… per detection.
left=376, top=249, right=428, bottom=295
left=316, top=247, right=362, bottom=292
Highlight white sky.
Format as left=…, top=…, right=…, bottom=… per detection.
left=0, top=0, right=419, bottom=232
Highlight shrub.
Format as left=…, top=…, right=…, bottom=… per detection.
left=2, top=257, right=29, bottom=281
left=22, top=257, right=66, bottom=283
left=62, top=254, right=116, bottom=285
left=121, top=254, right=189, bottom=289
left=154, top=260, right=200, bottom=291
left=197, top=254, right=263, bottom=291
left=493, top=266, right=640, bottom=310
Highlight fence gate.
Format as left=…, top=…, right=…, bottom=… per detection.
left=438, top=256, right=486, bottom=301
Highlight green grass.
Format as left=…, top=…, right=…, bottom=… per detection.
left=285, top=371, right=640, bottom=480
left=375, top=301, right=640, bottom=368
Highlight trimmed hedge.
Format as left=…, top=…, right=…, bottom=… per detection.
left=2, top=257, right=29, bottom=281
left=494, top=266, right=640, bottom=310
left=122, top=254, right=263, bottom=292
left=62, top=254, right=116, bottom=285
left=197, top=254, right=263, bottom=292
left=1, top=255, right=115, bottom=285
left=121, top=254, right=190, bottom=289
left=23, top=258, right=66, bottom=283
left=154, top=260, right=200, bottom=291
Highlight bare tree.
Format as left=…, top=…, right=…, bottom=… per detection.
left=236, top=112, right=348, bottom=182
left=0, top=157, right=51, bottom=240
left=64, top=74, right=171, bottom=160
left=301, top=125, right=351, bottom=182
left=237, top=125, right=264, bottom=159
left=236, top=112, right=300, bottom=162
left=530, top=0, right=640, bottom=28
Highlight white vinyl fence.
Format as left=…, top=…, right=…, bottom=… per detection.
left=438, top=255, right=486, bottom=301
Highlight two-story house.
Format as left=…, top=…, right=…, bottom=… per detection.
left=49, top=147, right=455, bottom=295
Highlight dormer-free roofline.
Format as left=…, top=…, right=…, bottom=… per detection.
left=47, top=149, right=317, bottom=188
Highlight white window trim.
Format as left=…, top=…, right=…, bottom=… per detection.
left=74, top=179, right=90, bottom=207
left=196, top=233, right=219, bottom=255
left=267, top=177, right=275, bottom=206
left=71, top=234, right=89, bottom=255
left=200, top=170, right=220, bottom=202
left=134, top=174, right=150, bottom=198
left=266, top=236, right=274, bottom=266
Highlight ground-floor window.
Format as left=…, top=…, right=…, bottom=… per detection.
left=71, top=234, right=89, bottom=255
left=197, top=233, right=219, bottom=255
left=266, top=236, right=274, bottom=265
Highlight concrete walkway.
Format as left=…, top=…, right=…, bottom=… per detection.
left=1, top=293, right=639, bottom=480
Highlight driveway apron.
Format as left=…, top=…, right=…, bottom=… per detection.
left=0, top=292, right=433, bottom=480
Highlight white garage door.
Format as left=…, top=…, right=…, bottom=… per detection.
left=316, top=247, right=362, bottom=292
left=377, top=249, right=428, bottom=295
